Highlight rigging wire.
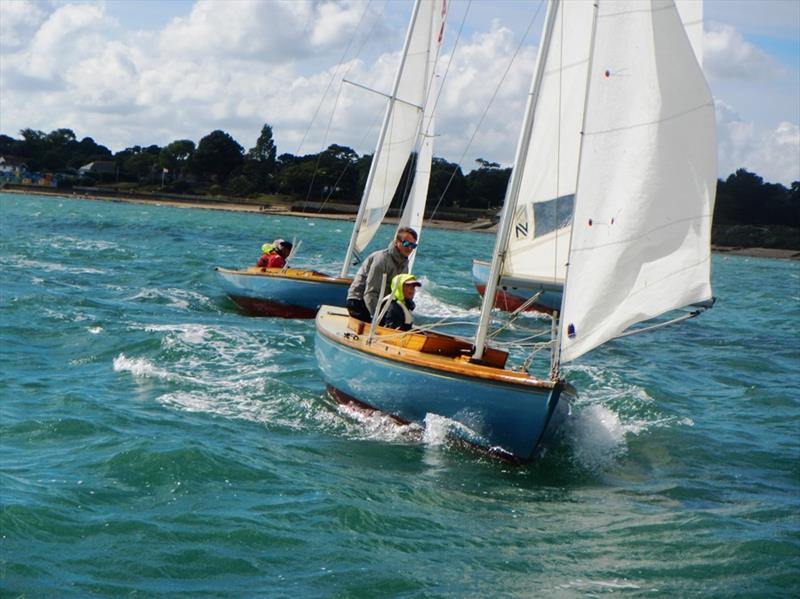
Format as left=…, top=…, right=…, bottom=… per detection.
left=392, top=0, right=456, bottom=229
left=426, top=0, right=546, bottom=223
left=296, top=1, right=389, bottom=211
left=295, top=0, right=379, bottom=157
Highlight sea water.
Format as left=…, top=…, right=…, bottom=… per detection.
left=1, top=192, right=798, bottom=597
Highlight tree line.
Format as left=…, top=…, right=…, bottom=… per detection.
left=1, top=124, right=797, bottom=227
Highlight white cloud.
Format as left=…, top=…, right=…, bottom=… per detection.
left=0, top=0, right=796, bottom=187
left=158, top=0, right=367, bottom=62
left=431, top=22, right=536, bottom=166
left=716, top=100, right=800, bottom=184
left=0, top=0, right=49, bottom=49
left=26, top=3, right=116, bottom=79
left=704, top=22, right=786, bottom=80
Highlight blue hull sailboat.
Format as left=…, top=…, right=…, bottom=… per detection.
left=316, top=312, right=573, bottom=460
left=215, top=266, right=350, bottom=318
left=216, top=0, right=447, bottom=317
left=316, top=0, right=716, bottom=461
left=471, top=259, right=562, bottom=314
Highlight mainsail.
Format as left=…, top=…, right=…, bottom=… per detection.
left=341, top=0, right=447, bottom=276
left=558, top=0, right=716, bottom=363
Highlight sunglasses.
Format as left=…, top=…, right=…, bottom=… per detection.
left=400, top=239, right=418, bottom=249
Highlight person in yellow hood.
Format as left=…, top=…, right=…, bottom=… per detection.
left=379, top=274, right=421, bottom=331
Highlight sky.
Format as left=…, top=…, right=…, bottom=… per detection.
left=0, top=0, right=798, bottom=185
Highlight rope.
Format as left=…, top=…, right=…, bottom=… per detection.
left=614, top=303, right=713, bottom=339
left=487, top=291, right=545, bottom=339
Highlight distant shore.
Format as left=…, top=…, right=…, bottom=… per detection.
left=4, top=186, right=798, bottom=260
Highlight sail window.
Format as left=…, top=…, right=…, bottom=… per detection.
left=533, top=194, right=574, bottom=238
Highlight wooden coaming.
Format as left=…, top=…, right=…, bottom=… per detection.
left=320, top=309, right=553, bottom=389
left=216, top=266, right=352, bottom=285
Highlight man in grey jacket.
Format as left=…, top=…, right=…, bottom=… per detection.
left=346, top=226, right=418, bottom=322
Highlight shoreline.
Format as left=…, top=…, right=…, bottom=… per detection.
left=4, top=187, right=798, bottom=260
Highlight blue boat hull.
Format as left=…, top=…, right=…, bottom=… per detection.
left=216, top=267, right=350, bottom=318
left=315, top=309, right=571, bottom=461
left=472, top=259, right=563, bottom=314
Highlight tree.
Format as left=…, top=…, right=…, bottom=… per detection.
left=193, top=130, right=244, bottom=183
left=160, top=139, right=195, bottom=180
left=0, top=134, right=21, bottom=156
left=464, top=159, right=510, bottom=209
left=428, top=157, right=466, bottom=209
left=69, top=137, right=112, bottom=169
left=124, top=152, right=158, bottom=182
left=317, top=144, right=360, bottom=200
left=246, top=124, right=277, bottom=171
left=17, top=129, right=47, bottom=170
left=714, top=169, right=798, bottom=227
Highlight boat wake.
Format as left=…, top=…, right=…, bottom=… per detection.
left=334, top=402, right=423, bottom=443
left=563, top=404, right=628, bottom=471
left=122, top=287, right=216, bottom=311
left=559, top=363, right=694, bottom=472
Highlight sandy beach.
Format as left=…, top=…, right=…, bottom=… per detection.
left=4, top=187, right=798, bottom=260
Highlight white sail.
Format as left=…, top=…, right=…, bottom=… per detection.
left=350, top=0, right=446, bottom=261
left=502, top=1, right=594, bottom=286
left=400, top=4, right=444, bottom=273
left=503, top=0, right=702, bottom=287
left=559, top=0, right=716, bottom=364
left=401, top=111, right=434, bottom=273
left=675, top=0, right=704, bottom=67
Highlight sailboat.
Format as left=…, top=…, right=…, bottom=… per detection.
left=315, top=0, right=716, bottom=462
left=470, top=0, right=706, bottom=315
left=216, top=0, right=447, bottom=317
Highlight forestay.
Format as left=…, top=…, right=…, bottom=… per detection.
left=559, top=0, right=716, bottom=363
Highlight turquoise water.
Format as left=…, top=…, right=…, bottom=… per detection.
left=1, top=192, right=798, bottom=597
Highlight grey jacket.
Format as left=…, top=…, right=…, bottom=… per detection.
left=347, top=245, right=409, bottom=316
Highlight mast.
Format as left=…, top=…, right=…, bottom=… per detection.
left=551, top=0, right=601, bottom=380
left=340, top=0, right=424, bottom=278
left=472, top=0, right=561, bottom=361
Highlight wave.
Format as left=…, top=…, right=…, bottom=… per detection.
left=121, top=287, right=216, bottom=311
left=559, top=362, right=694, bottom=473
left=3, top=255, right=106, bottom=276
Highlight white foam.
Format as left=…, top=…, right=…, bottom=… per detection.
left=113, top=353, right=175, bottom=380
left=565, top=404, right=628, bottom=471
left=123, top=287, right=212, bottom=310
left=422, top=412, right=489, bottom=448
left=421, top=413, right=451, bottom=446
left=559, top=362, right=696, bottom=471
left=336, top=402, right=422, bottom=443
left=8, top=256, right=105, bottom=275
left=413, top=286, right=480, bottom=321
left=145, top=323, right=208, bottom=345
left=157, top=390, right=303, bottom=428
